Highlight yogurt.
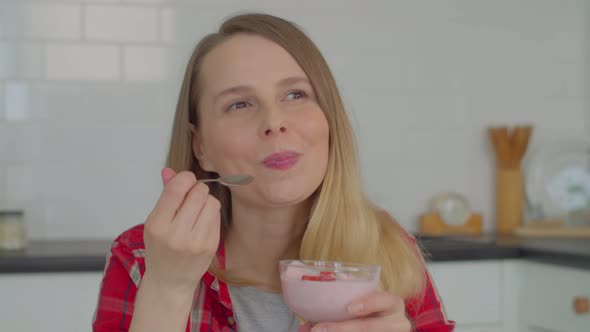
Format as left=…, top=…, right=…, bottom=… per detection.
left=280, top=260, right=380, bottom=323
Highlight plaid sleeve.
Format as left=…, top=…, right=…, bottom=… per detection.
left=92, top=225, right=146, bottom=332
left=405, top=268, right=456, bottom=332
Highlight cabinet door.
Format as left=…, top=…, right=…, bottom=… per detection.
left=427, top=261, right=502, bottom=326
left=452, top=325, right=503, bottom=332
left=520, top=262, right=590, bottom=332
left=0, top=272, right=103, bottom=331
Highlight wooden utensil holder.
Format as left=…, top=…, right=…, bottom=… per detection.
left=496, top=167, right=524, bottom=234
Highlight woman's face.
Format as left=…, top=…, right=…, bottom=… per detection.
left=194, top=33, right=330, bottom=208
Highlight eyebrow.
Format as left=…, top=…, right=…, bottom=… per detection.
left=213, top=76, right=311, bottom=103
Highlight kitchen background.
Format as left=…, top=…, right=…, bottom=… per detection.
left=1, top=1, right=590, bottom=332
left=0, top=0, right=588, bottom=240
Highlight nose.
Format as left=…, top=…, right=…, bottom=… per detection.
left=260, top=105, right=287, bottom=137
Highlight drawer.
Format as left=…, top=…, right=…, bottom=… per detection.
left=520, top=262, right=590, bottom=332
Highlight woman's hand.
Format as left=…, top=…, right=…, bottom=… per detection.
left=142, top=168, right=221, bottom=294
left=299, top=292, right=411, bottom=332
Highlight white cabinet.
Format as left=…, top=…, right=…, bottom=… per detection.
left=428, top=261, right=504, bottom=332
left=1, top=261, right=588, bottom=332
left=520, top=262, right=590, bottom=332
left=427, top=260, right=590, bottom=332
left=0, top=272, right=103, bottom=332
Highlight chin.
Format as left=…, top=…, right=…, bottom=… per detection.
left=261, top=182, right=319, bottom=208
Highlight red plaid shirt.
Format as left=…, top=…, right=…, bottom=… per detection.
left=93, top=224, right=455, bottom=331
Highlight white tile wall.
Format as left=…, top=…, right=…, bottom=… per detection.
left=0, top=0, right=587, bottom=239
left=0, top=166, right=4, bottom=203
left=586, top=0, right=590, bottom=134
left=0, top=123, right=43, bottom=162
left=5, top=81, right=32, bottom=121
left=46, top=44, right=120, bottom=80
left=22, top=3, right=81, bottom=40
left=85, top=5, right=158, bottom=42
left=0, top=81, right=4, bottom=121
left=0, top=1, right=22, bottom=39
left=5, top=164, right=35, bottom=201
left=0, top=43, right=44, bottom=79
left=159, top=7, right=224, bottom=44
left=124, top=46, right=173, bottom=81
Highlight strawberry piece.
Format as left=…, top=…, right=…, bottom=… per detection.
left=302, top=273, right=336, bottom=281
left=302, top=275, right=322, bottom=281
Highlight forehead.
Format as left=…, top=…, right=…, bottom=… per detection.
left=199, top=33, right=309, bottom=93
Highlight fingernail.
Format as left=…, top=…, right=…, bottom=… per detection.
left=348, top=303, right=364, bottom=314
left=161, top=168, right=174, bottom=185
left=161, top=168, right=167, bottom=185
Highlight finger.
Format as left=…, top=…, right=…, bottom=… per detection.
left=192, top=195, right=221, bottom=244
left=149, top=171, right=198, bottom=226
left=173, top=182, right=210, bottom=233
left=298, top=323, right=312, bottom=332
left=161, top=167, right=176, bottom=185
left=347, top=292, right=404, bottom=317
left=312, top=315, right=410, bottom=332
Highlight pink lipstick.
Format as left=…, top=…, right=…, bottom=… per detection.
left=262, top=151, right=300, bottom=170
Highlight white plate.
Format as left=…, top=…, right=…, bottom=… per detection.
left=524, top=137, right=590, bottom=223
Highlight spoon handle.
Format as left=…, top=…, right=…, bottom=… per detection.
left=197, top=179, right=218, bottom=184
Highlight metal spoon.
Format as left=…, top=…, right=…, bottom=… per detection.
left=198, top=174, right=254, bottom=187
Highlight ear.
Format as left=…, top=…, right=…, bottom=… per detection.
left=190, top=124, right=216, bottom=172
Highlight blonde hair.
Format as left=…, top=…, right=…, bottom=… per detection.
left=165, top=13, right=426, bottom=300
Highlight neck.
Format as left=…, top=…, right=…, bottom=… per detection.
left=224, top=199, right=310, bottom=291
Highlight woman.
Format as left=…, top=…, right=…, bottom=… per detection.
left=93, top=13, right=455, bottom=332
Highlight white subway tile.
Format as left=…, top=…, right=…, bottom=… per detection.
left=85, top=5, right=158, bottom=42
left=39, top=126, right=168, bottom=164
left=0, top=166, right=4, bottom=202
left=125, top=0, right=171, bottom=3
left=19, top=44, right=44, bottom=79
left=124, top=46, right=172, bottom=81
left=46, top=44, right=120, bottom=80
left=33, top=82, right=173, bottom=126
left=40, top=161, right=162, bottom=239
left=23, top=3, right=81, bottom=40
left=159, top=8, right=176, bottom=43
left=5, top=164, right=35, bottom=201
left=0, top=43, right=44, bottom=80
left=5, top=82, right=32, bottom=121
left=0, top=43, right=15, bottom=79
left=0, top=1, right=21, bottom=39
left=160, top=7, right=221, bottom=44
left=0, top=123, right=43, bottom=162
left=0, top=81, right=4, bottom=121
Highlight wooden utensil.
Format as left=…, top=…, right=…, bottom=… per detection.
left=489, top=125, right=533, bottom=234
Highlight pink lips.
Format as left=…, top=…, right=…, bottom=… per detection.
left=262, top=151, right=301, bottom=170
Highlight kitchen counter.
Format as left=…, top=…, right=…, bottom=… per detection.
left=416, top=234, right=590, bottom=270
left=1, top=235, right=589, bottom=273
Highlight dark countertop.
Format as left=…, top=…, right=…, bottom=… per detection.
left=1, top=235, right=589, bottom=273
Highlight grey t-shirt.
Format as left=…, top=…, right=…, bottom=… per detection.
left=228, top=285, right=300, bottom=332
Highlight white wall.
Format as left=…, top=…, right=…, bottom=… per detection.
left=0, top=0, right=587, bottom=240
left=586, top=0, right=590, bottom=133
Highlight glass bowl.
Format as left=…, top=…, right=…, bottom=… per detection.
left=279, top=260, right=381, bottom=323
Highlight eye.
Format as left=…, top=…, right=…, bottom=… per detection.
left=284, top=90, right=307, bottom=100
left=226, top=101, right=251, bottom=112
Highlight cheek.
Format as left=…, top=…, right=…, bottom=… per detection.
left=204, top=125, right=253, bottom=168
left=298, top=110, right=330, bottom=148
